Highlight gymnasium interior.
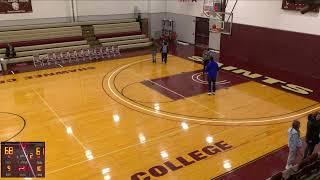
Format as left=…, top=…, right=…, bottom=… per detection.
left=0, top=0, right=319, bottom=179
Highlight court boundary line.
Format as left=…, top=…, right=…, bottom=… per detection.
left=31, top=55, right=319, bottom=176
left=191, top=72, right=231, bottom=85
left=211, top=145, right=288, bottom=180
left=32, top=89, right=88, bottom=151
left=105, top=58, right=320, bottom=124
left=143, top=78, right=225, bottom=117
left=46, top=123, right=202, bottom=175
left=102, top=63, right=311, bottom=126
left=112, top=58, right=225, bottom=118
left=121, top=81, right=176, bottom=104
left=0, top=112, right=26, bottom=142
left=36, top=57, right=204, bottom=176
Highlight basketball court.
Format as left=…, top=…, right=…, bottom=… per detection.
left=0, top=0, right=320, bottom=179
left=0, top=52, right=318, bottom=179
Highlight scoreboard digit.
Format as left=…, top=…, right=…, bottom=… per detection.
left=1, top=142, right=45, bottom=178
left=4, top=146, right=13, bottom=155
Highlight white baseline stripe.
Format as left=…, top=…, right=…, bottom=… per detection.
left=47, top=123, right=201, bottom=175
left=32, top=89, right=87, bottom=150
left=147, top=79, right=225, bottom=117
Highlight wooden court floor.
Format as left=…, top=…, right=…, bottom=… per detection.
left=0, top=54, right=319, bottom=179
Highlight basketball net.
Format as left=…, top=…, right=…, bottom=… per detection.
left=210, top=24, right=221, bottom=33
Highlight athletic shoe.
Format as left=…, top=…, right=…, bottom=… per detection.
left=208, top=92, right=212, bottom=95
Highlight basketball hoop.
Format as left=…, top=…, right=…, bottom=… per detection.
left=203, top=0, right=223, bottom=17
left=211, top=28, right=221, bottom=33
left=210, top=24, right=221, bottom=33
left=208, top=12, right=233, bottom=35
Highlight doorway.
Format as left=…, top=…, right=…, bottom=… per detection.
left=195, top=17, right=209, bottom=49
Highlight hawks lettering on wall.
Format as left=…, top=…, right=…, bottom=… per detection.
left=0, top=0, right=32, bottom=14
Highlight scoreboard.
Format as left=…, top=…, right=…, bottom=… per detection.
left=1, top=142, right=45, bottom=178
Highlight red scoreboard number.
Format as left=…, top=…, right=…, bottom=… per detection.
left=1, top=142, right=45, bottom=178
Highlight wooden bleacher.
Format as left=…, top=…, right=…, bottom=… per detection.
left=0, top=18, right=152, bottom=72
left=93, top=21, right=141, bottom=39
left=100, top=35, right=150, bottom=49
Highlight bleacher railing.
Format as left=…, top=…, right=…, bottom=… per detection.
left=33, top=46, right=120, bottom=67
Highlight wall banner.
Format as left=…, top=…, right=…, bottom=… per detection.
left=0, top=0, right=32, bottom=14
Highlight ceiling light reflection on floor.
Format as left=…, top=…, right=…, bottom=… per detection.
left=181, top=122, right=189, bottom=130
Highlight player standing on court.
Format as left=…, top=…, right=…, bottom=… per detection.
left=286, top=120, right=302, bottom=169
left=202, top=49, right=210, bottom=74
left=161, top=41, right=169, bottom=64
left=303, top=112, right=320, bottom=159
left=205, top=57, right=219, bottom=95
left=151, top=38, right=157, bottom=63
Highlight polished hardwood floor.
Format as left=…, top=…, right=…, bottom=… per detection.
left=0, top=54, right=319, bottom=179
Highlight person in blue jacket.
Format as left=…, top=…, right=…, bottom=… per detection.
left=205, top=57, right=219, bottom=95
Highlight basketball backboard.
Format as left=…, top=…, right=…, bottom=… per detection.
left=203, top=0, right=223, bottom=17
left=203, top=0, right=233, bottom=35
left=209, top=12, right=233, bottom=35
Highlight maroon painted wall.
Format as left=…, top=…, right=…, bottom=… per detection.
left=220, top=23, right=320, bottom=97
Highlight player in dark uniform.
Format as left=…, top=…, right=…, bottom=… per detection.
left=205, top=57, right=219, bottom=95
left=151, top=39, right=157, bottom=63
left=160, top=41, right=169, bottom=64
left=202, top=49, right=210, bottom=74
